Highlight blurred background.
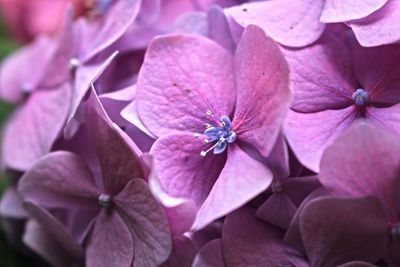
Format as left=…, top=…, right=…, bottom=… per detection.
left=0, top=14, right=33, bottom=267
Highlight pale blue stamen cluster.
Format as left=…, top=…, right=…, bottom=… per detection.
left=199, top=112, right=236, bottom=157
left=352, top=88, right=369, bottom=106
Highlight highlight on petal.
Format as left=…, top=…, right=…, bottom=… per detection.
left=320, top=0, right=388, bottom=23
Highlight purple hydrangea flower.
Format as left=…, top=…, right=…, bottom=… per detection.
left=134, top=25, right=291, bottom=230
left=283, top=29, right=400, bottom=172
left=18, top=88, right=172, bottom=267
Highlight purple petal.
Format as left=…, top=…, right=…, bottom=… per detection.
left=161, top=236, right=197, bottom=267
left=114, top=178, right=172, bottom=267
left=226, top=0, right=325, bottom=47
left=354, top=43, right=400, bottom=106
left=256, top=193, right=297, bottom=230
left=192, top=239, right=225, bottom=267
left=319, top=122, right=400, bottom=221
left=222, top=207, right=308, bottom=267
left=80, top=0, right=141, bottom=62
left=23, top=219, right=81, bottom=267
left=193, top=144, right=273, bottom=230
left=86, top=210, right=134, bottom=267
left=232, top=25, right=291, bottom=158
left=0, top=186, right=28, bottom=219
left=136, top=34, right=235, bottom=137
left=2, top=83, right=71, bottom=171
left=86, top=88, right=144, bottom=195
left=65, top=51, right=118, bottom=138
left=207, top=5, right=235, bottom=53
left=283, top=30, right=356, bottom=113
left=300, top=197, right=390, bottom=266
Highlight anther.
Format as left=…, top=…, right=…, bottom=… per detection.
left=203, top=139, right=209, bottom=144
left=193, top=133, right=200, bottom=138
left=206, top=110, right=213, bottom=116
left=98, top=194, right=112, bottom=207
left=352, top=88, right=369, bottom=107
left=391, top=224, right=400, bottom=241
left=69, top=58, right=80, bottom=71
left=271, top=181, right=283, bottom=193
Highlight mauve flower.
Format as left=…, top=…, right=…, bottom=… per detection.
left=134, top=25, right=291, bottom=230
left=18, top=89, right=172, bottom=267
left=194, top=206, right=387, bottom=267
left=283, top=29, right=400, bottom=172
left=319, top=123, right=400, bottom=265
left=226, top=0, right=400, bottom=47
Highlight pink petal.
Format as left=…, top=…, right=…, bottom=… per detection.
left=86, top=88, right=144, bottom=195
left=320, top=0, right=388, bottom=22
left=0, top=36, right=53, bottom=103
left=256, top=193, right=297, bottom=230
left=354, top=43, right=400, bottom=106
left=319, top=122, right=400, bottom=221
left=114, top=178, right=172, bottom=267
left=300, top=197, right=390, bottom=266
left=284, top=106, right=359, bottom=172
left=222, top=207, right=308, bottom=267
left=173, top=12, right=208, bottom=37
left=192, top=239, right=225, bottom=267
left=232, top=25, right=291, bottom=157
left=283, top=31, right=356, bottom=113
left=86, top=210, right=134, bottom=267
left=138, top=0, right=161, bottom=24
left=226, top=0, right=325, bottom=47
left=2, top=83, right=71, bottom=171
left=148, top=165, right=197, bottom=236
left=65, top=51, right=118, bottom=138
left=348, top=0, right=400, bottom=47
left=284, top=175, right=321, bottom=206
left=151, top=132, right=225, bottom=207
left=80, top=0, right=141, bottom=62
left=193, top=144, right=273, bottom=230
left=367, top=105, right=400, bottom=136
left=136, top=34, right=235, bottom=137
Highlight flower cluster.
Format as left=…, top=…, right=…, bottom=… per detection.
left=0, top=0, right=399, bottom=267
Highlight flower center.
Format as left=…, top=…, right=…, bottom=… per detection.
left=69, top=58, right=80, bottom=71
left=391, top=224, right=400, bottom=241
left=98, top=194, right=112, bottom=207
left=271, top=181, right=283, bottom=193
left=352, top=88, right=369, bottom=106
left=196, top=110, right=236, bottom=157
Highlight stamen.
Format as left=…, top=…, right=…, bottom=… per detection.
left=193, top=133, right=200, bottom=138
left=203, top=139, right=209, bottom=144
left=69, top=58, right=80, bottom=71
left=391, top=224, right=400, bottom=241
left=200, top=137, right=225, bottom=157
left=271, top=181, right=283, bottom=193
left=98, top=194, right=112, bottom=207
left=352, top=88, right=369, bottom=106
